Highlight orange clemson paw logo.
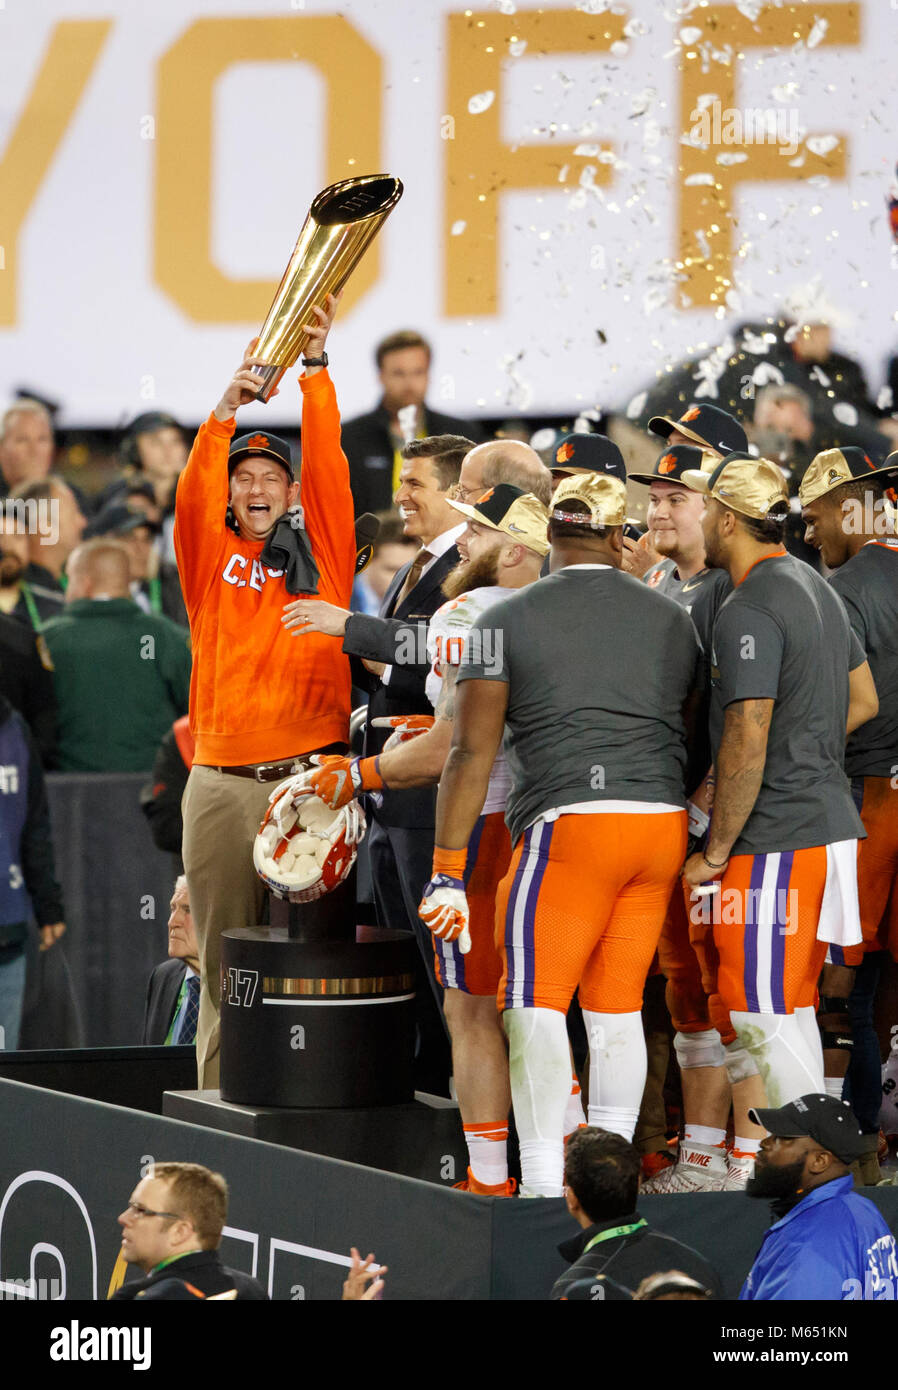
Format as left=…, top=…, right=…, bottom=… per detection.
left=247, top=433, right=270, bottom=450
left=476, top=487, right=495, bottom=503
left=658, top=453, right=678, bottom=474
left=680, top=406, right=701, bottom=423
left=555, top=440, right=575, bottom=463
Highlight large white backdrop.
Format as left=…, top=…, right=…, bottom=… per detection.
left=0, top=0, right=895, bottom=427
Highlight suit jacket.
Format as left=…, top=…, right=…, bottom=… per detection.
left=111, top=1248, right=268, bottom=1301
left=142, top=956, right=187, bottom=1045
left=343, top=544, right=460, bottom=828
left=340, top=402, right=484, bottom=514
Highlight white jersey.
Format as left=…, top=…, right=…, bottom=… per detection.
left=426, top=585, right=512, bottom=815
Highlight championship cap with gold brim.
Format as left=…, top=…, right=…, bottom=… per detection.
left=550, top=472, right=628, bottom=528
left=448, top=483, right=550, bottom=556
left=629, top=443, right=720, bottom=487
left=797, top=447, right=898, bottom=507
left=681, top=452, right=789, bottom=521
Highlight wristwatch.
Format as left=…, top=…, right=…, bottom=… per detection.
left=301, top=352, right=328, bottom=368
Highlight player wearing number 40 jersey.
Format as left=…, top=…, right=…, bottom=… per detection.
left=306, top=484, right=550, bottom=1195
left=681, top=452, right=878, bottom=1157
left=425, top=471, right=702, bottom=1198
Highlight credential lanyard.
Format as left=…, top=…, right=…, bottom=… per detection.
left=582, top=1218, right=647, bottom=1255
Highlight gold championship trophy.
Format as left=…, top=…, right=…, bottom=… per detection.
left=251, top=174, right=404, bottom=401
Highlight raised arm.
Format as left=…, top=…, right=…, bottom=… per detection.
left=174, top=340, right=269, bottom=613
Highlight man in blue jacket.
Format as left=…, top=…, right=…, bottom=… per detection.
left=741, top=1094, right=897, bottom=1300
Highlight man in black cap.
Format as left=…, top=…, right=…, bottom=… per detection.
left=741, top=1095, right=896, bottom=1300
left=174, top=296, right=357, bottom=1088
left=549, top=433, right=653, bottom=576
left=799, top=447, right=898, bottom=1154
left=648, top=402, right=748, bottom=457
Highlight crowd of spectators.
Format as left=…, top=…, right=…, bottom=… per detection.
left=2, top=302, right=898, bottom=1305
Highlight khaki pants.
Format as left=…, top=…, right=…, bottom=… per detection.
left=181, top=766, right=277, bottom=1089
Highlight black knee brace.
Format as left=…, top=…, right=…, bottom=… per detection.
left=818, top=996, right=854, bottom=1053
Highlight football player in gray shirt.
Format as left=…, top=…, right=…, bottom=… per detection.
left=681, top=453, right=877, bottom=1168
left=632, top=443, right=742, bottom=1191
left=800, top=446, right=898, bottom=1149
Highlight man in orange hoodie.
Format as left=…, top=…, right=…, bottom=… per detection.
left=175, top=296, right=356, bottom=1087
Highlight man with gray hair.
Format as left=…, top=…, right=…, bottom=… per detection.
left=0, top=400, right=54, bottom=498
left=143, top=876, right=199, bottom=1046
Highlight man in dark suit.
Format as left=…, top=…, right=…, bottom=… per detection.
left=113, top=1162, right=268, bottom=1300
left=340, top=330, right=485, bottom=513
left=142, top=875, right=199, bottom=1046
left=281, top=436, right=472, bottom=1091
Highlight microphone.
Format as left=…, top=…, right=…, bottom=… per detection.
left=354, top=512, right=381, bottom=576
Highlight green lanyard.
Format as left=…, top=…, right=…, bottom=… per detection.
left=20, top=582, right=42, bottom=633
left=147, top=575, right=162, bottom=615
left=582, top=1218, right=647, bottom=1254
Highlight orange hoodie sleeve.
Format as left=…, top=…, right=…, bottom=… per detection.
left=297, top=369, right=357, bottom=606
left=173, top=412, right=236, bottom=619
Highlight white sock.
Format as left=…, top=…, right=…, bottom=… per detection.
left=563, top=1075, right=585, bottom=1139
left=463, top=1121, right=508, bottom=1186
left=795, top=1004, right=825, bottom=1082
left=583, top=1009, right=646, bottom=1142
left=824, top=1076, right=845, bottom=1102
left=732, top=1137, right=761, bottom=1157
left=504, top=1007, right=570, bottom=1196
left=730, top=1010, right=824, bottom=1103
left=683, top=1125, right=727, bottom=1149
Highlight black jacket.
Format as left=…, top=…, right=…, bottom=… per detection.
left=112, top=1249, right=268, bottom=1301
left=0, top=612, right=56, bottom=763
left=142, top=957, right=188, bottom=1045
left=342, top=544, right=460, bottom=828
left=0, top=694, right=64, bottom=953
left=340, top=403, right=484, bottom=514
left=551, top=1213, right=722, bottom=1301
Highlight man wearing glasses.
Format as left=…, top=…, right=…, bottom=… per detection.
left=113, top=1162, right=385, bottom=1300
left=113, top=1162, right=267, bottom=1300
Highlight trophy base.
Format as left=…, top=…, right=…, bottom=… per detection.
left=252, top=362, right=289, bottom=403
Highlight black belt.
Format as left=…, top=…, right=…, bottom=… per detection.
left=206, top=758, right=312, bottom=783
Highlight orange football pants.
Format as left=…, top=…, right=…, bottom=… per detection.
left=831, top=777, right=898, bottom=967
left=495, top=810, right=686, bottom=1014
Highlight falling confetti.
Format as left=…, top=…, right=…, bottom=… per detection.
left=467, top=91, right=495, bottom=115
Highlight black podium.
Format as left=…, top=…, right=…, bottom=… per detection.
left=219, top=876, right=417, bottom=1109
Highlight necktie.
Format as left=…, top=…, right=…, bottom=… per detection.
left=396, top=548, right=431, bottom=608
left=174, top=974, right=200, bottom=1045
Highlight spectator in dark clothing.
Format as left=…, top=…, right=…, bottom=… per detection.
left=86, top=503, right=188, bottom=626
left=550, top=1129, right=721, bottom=1300
left=95, top=411, right=187, bottom=565
left=0, top=612, right=56, bottom=763
left=140, top=715, right=194, bottom=858
left=340, top=329, right=485, bottom=514
left=112, top=1162, right=268, bottom=1301
left=42, top=539, right=190, bottom=772
left=0, top=693, right=65, bottom=1050
left=8, top=475, right=87, bottom=624
left=0, top=515, right=62, bottom=631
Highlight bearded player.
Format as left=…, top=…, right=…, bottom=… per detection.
left=297, top=485, right=550, bottom=1193
left=419, top=474, right=700, bottom=1198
